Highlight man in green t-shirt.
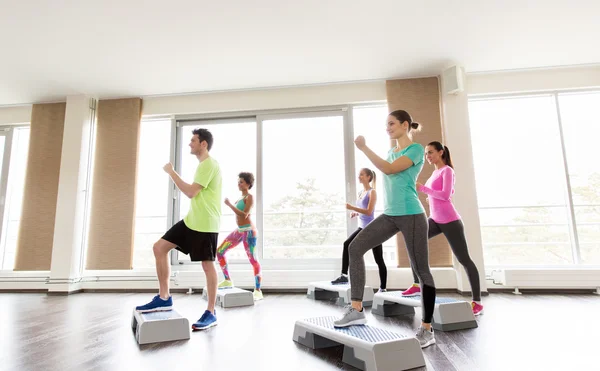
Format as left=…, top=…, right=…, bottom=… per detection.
left=136, top=128, right=222, bottom=331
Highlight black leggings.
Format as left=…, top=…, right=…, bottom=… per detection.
left=412, top=218, right=481, bottom=301
left=349, top=214, right=435, bottom=324
left=341, top=228, right=387, bottom=289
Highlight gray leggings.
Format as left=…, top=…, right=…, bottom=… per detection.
left=349, top=213, right=437, bottom=323
left=412, top=218, right=481, bottom=301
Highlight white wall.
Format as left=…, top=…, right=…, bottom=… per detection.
left=0, top=105, right=32, bottom=125
left=467, top=64, right=600, bottom=95
left=142, top=81, right=387, bottom=116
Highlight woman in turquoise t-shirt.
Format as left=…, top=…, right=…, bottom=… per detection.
left=333, top=110, right=437, bottom=349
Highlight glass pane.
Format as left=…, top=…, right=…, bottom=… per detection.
left=352, top=105, right=397, bottom=264
left=1, top=128, right=30, bottom=270
left=479, top=206, right=571, bottom=226
left=262, top=115, right=345, bottom=259
left=468, top=96, right=574, bottom=265
left=0, top=135, right=6, bottom=268
left=575, top=222, right=600, bottom=264
left=483, top=244, right=573, bottom=266
left=558, top=91, right=600, bottom=264
left=482, top=225, right=571, bottom=244
left=132, top=120, right=172, bottom=268
left=469, top=96, right=568, bottom=207
left=580, top=243, right=600, bottom=265
left=574, top=206, right=600, bottom=223
left=178, top=121, right=257, bottom=262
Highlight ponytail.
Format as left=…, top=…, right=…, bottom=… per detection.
left=410, top=122, right=422, bottom=132
left=371, top=172, right=377, bottom=189
left=443, top=146, right=454, bottom=169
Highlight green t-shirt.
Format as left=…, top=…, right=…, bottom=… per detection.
left=383, top=143, right=426, bottom=216
left=183, top=156, right=222, bottom=232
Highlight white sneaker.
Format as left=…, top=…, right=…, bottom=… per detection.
left=333, top=305, right=367, bottom=328
left=253, top=289, right=263, bottom=301
left=415, top=326, right=435, bottom=348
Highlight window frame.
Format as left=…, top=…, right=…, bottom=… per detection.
left=170, top=116, right=258, bottom=265
left=468, top=88, right=600, bottom=269
left=127, top=116, right=175, bottom=271
left=166, top=103, right=389, bottom=269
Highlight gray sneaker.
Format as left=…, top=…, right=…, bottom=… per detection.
left=415, top=326, right=435, bottom=348
left=333, top=305, right=367, bottom=328
left=331, top=275, right=349, bottom=285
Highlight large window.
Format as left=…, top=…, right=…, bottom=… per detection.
left=175, top=119, right=257, bottom=263
left=132, top=119, right=172, bottom=268
left=0, top=126, right=30, bottom=270
left=261, top=113, right=347, bottom=260
left=468, top=91, right=600, bottom=266
left=159, top=105, right=400, bottom=267
left=352, top=105, right=397, bottom=264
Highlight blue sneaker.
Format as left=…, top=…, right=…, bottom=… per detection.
left=135, top=295, right=173, bottom=313
left=192, top=310, right=218, bottom=330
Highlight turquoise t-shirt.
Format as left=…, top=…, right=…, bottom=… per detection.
left=383, top=143, right=426, bottom=216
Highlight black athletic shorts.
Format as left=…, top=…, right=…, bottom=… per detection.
left=162, top=220, right=218, bottom=262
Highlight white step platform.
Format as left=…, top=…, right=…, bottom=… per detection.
left=307, top=281, right=375, bottom=307
left=371, top=291, right=477, bottom=331
left=293, top=316, right=425, bottom=371
left=131, top=309, right=190, bottom=345
left=201, top=286, right=254, bottom=308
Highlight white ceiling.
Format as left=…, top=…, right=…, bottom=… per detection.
left=1, top=0, right=599, bottom=106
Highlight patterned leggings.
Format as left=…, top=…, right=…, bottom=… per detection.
left=216, top=226, right=262, bottom=289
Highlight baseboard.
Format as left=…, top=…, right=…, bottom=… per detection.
left=0, top=289, right=48, bottom=293
left=455, top=289, right=490, bottom=297
left=0, top=287, right=597, bottom=296
left=487, top=287, right=598, bottom=295
left=81, top=288, right=190, bottom=293
left=47, top=289, right=83, bottom=296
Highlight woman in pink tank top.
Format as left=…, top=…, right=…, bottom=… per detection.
left=401, top=141, right=484, bottom=316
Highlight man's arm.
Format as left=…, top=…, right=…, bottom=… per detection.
left=164, top=163, right=203, bottom=199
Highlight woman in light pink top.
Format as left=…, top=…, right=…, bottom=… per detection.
left=401, top=141, right=483, bottom=316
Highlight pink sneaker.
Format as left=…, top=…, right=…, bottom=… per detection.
left=401, top=284, right=421, bottom=296
left=472, top=301, right=484, bottom=316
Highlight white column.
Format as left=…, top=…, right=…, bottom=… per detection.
left=440, top=67, right=488, bottom=295
left=48, top=95, right=94, bottom=293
